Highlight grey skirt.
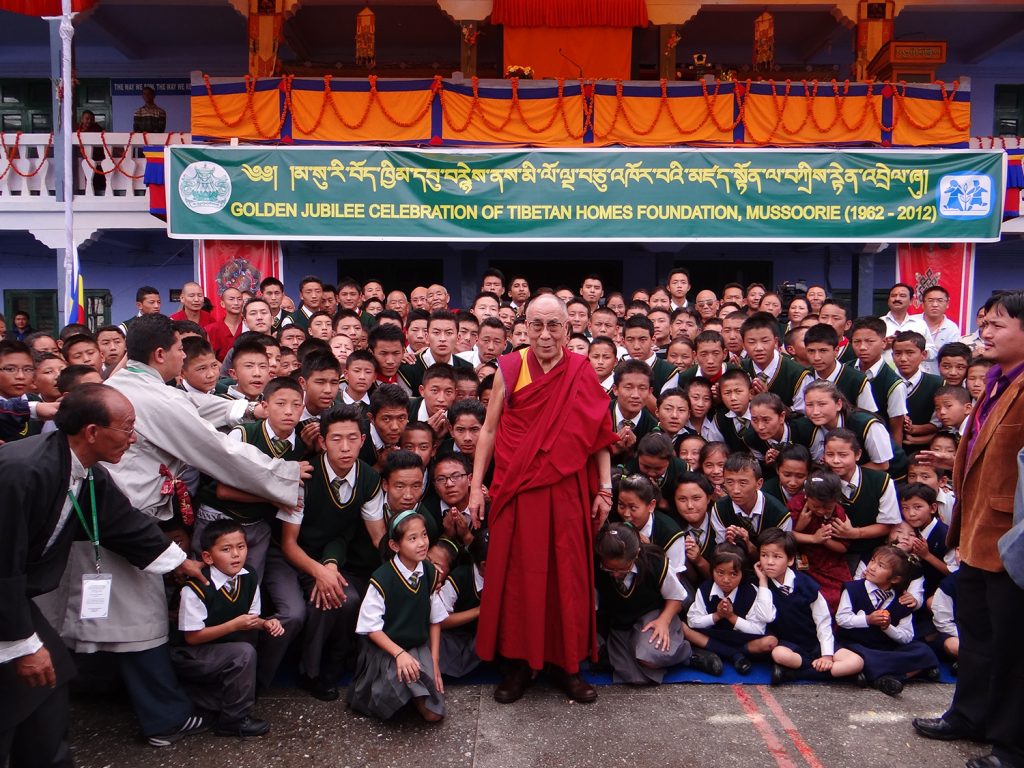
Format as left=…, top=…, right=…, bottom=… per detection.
left=439, top=629, right=480, bottom=679
left=347, top=639, right=445, bottom=720
left=606, top=609, right=691, bottom=685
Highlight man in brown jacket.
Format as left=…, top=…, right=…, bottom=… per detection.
left=913, top=290, right=1024, bottom=768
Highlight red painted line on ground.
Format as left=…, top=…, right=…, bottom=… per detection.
left=756, top=685, right=828, bottom=768
left=731, top=684, right=798, bottom=768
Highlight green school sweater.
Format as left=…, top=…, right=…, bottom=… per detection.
left=368, top=558, right=438, bottom=648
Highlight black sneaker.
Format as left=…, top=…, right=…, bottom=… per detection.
left=147, top=715, right=209, bottom=747
left=688, top=648, right=724, bottom=676
left=215, top=715, right=270, bottom=738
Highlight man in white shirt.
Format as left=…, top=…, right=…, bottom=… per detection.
left=919, top=286, right=963, bottom=375
left=881, top=283, right=927, bottom=338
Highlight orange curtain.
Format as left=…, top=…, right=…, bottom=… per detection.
left=491, top=0, right=648, bottom=27
left=504, top=27, right=632, bottom=81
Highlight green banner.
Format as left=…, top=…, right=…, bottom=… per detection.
left=166, top=146, right=1006, bottom=242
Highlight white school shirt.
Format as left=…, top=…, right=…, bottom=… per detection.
left=178, top=566, right=261, bottom=631
left=689, top=416, right=725, bottom=443
left=282, top=460, right=383, bottom=524
left=341, top=388, right=370, bottom=407
left=680, top=516, right=712, bottom=551
left=793, top=363, right=877, bottom=413
left=437, top=564, right=484, bottom=614
left=919, top=517, right=960, bottom=572
left=751, top=350, right=782, bottom=381
left=936, top=487, right=955, bottom=526
left=854, top=561, right=925, bottom=608
left=809, top=414, right=893, bottom=465
left=356, top=558, right=449, bottom=634
left=841, top=466, right=901, bottom=525
left=638, top=514, right=687, bottom=574
left=710, top=491, right=793, bottom=544
left=613, top=403, right=642, bottom=430
left=761, top=568, right=835, bottom=656
left=610, top=564, right=689, bottom=603
left=686, top=583, right=773, bottom=634
left=931, top=586, right=958, bottom=637
left=861, top=358, right=908, bottom=418
left=835, top=581, right=914, bottom=644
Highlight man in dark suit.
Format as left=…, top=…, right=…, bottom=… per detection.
left=913, top=291, right=1024, bottom=768
left=0, top=385, right=205, bottom=767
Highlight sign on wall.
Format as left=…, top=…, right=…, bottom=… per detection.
left=166, top=146, right=1006, bottom=242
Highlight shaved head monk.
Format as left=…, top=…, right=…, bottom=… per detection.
left=468, top=293, right=617, bottom=704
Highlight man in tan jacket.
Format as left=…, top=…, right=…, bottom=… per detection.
left=913, top=290, right=1024, bottom=768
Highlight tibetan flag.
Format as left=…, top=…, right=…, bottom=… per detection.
left=143, top=146, right=166, bottom=219
left=65, top=245, right=86, bottom=325
left=1005, top=150, right=1022, bottom=221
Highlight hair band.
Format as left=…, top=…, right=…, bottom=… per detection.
left=389, top=509, right=418, bottom=535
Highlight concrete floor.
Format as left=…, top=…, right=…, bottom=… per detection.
left=69, top=681, right=988, bottom=768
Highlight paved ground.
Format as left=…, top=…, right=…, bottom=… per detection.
left=70, top=681, right=988, bottom=768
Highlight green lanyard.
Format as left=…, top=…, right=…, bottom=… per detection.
left=68, top=470, right=100, bottom=571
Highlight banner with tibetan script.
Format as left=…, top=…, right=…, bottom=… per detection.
left=166, top=146, right=1006, bottom=242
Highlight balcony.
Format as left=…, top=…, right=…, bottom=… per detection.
left=0, top=131, right=189, bottom=248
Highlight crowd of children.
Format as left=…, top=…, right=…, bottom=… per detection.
left=0, top=270, right=981, bottom=736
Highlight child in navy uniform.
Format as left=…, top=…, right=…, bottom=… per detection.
left=173, top=520, right=284, bottom=737
left=930, top=570, right=959, bottom=668
left=348, top=511, right=448, bottom=721
left=835, top=545, right=939, bottom=696
left=757, top=529, right=864, bottom=685
left=898, top=483, right=955, bottom=598
left=595, top=523, right=719, bottom=684
left=437, top=529, right=489, bottom=678
left=685, top=544, right=776, bottom=674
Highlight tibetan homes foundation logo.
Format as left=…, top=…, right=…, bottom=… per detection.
left=937, top=173, right=992, bottom=220
left=179, top=161, right=232, bottom=215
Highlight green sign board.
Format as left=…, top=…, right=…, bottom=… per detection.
left=166, top=146, right=1006, bottom=242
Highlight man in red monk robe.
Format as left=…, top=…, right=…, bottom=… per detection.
left=468, top=294, right=617, bottom=704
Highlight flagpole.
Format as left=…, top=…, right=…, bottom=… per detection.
left=59, top=0, right=77, bottom=327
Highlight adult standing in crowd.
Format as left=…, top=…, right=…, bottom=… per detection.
left=56, top=315, right=308, bottom=747
left=469, top=294, right=617, bottom=704
left=0, top=386, right=205, bottom=767
left=913, top=290, right=1024, bottom=768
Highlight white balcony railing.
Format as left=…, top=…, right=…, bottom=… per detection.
left=0, top=131, right=189, bottom=201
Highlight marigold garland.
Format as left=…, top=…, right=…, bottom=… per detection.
left=195, top=72, right=972, bottom=145
left=0, top=131, right=53, bottom=180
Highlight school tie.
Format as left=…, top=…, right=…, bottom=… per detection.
left=734, top=416, right=748, bottom=432
left=270, top=437, right=289, bottom=457
left=330, top=476, right=351, bottom=504
left=687, top=528, right=702, bottom=547
left=778, top=584, right=792, bottom=596
left=843, top=481, right=858, bottom=500
left=872, top=588, right=892, bottom=609
left=618, top=419, right=632, bottom=431
left=408, top=571, right=420, bottom=588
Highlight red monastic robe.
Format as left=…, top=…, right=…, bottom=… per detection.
left=476, top=347, right=618, bottom=672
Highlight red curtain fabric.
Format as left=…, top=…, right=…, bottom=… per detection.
left=0, top=0, right=98, bottom=14
left=491, top=0, right=647, bottom=28
left=504, top=27, right=632, bottom=81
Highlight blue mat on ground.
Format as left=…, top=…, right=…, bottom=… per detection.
left=274, top=658, right=956, bottom=688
